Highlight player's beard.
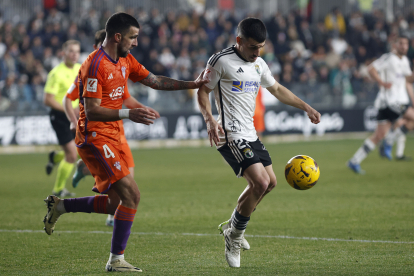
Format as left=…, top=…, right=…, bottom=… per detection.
left=397, top=48, right=407, bottom=56
left=119, top=46, right=130, bottom=58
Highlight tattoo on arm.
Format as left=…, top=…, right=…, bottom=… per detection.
left=140, top=73, right=193, bottom=90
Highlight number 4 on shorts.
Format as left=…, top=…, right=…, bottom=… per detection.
left=103, top=144, right=115, bottom=158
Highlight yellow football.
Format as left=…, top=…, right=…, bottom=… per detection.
left=285, top=155, right=320, bottom=190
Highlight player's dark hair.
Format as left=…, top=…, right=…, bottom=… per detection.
left=398, top=34, right=409, bottom=41
left=105, top=12, right=140, bottom=38
left=237, top=17, right=267, bottom=43
left=94, top=29, right=106, bottom=47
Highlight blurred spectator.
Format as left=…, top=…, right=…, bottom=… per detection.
left=355, top=45, right=368, bottom=65
left=330, top=35, right=348, bottom=55
left=325, top=42, right=341, bottom=69
left=159, top=47, right=175, bottom=68
left=176, top=49, right=191, bottom=70
left=0, top=35, right=6, bottom=58
left=1, top=73, right=18, bottom=110
left=79, top=9, right=100, bottom=36
left=45, top=8, right=66, bottom=27
left=13, top=23, right=27, bottom=44
left=205, top=21, right=219, bottom=44
left=19, top=35, right=31, bottom=53
left=324, top=7, right=346, bottom=36
left=32, top=36, right=44, bottom=60
left=16, top=74, right=33, bottom=111
left=299, top=20, right=313, bottom=50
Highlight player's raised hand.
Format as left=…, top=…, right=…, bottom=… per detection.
left=307, top=108, right=321, bottom=124
left=129, top=108, right=157, bottom=125
left=207, top=119, right=224, bottom=147
left=193, top=69, right=209, bottom=88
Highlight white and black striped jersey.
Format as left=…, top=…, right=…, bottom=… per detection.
left=203, top=46, right=276, bottom=148
left=372, top=52, right=412, bottom=112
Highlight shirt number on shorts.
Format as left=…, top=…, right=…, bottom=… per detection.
left=103, top=144, right=115, bottom=158
left=236, top=139, right=247, bottom=150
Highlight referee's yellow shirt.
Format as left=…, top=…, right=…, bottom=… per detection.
left=44, top=62, right=81, bottom=109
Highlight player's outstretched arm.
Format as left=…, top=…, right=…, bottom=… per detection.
left=84, top=97, right=156, bottom=125
left=139, top=71, right=208, bottom=91
left=63, top=95, right=78, bottom=132
left=197, top=85, right=224, bottom=147
left=267, top=82, right=321, bottom=124
left=123, top=96, right=160, bottom=118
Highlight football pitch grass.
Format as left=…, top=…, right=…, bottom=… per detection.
left=0, top=138, right=413, bottom=275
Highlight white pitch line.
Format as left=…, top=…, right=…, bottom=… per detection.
left=0, top=229, right=413, bottom=244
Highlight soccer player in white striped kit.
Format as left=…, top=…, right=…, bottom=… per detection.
left=348, top=35, right=414, bottom=174
left=197, top=18, right=321, bottom=267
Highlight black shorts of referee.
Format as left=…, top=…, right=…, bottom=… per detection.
left=49, top=109, right=75, bottom=145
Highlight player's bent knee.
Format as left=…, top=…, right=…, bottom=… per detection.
left=252, top=178, right=270, bottom=196
left=66, top=153, right=77, bottom=163
left=267, top=179, right=277, bottom=191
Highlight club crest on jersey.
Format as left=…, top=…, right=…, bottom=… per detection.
left=114, top=161, right=121, bottom=171
left=232, top=81, right=243, bottom=92
left=121, top=66, right=126, bottom=79
left=109, top=86, right=125, bottom=100
left=243, top=148, right=254, bottom=158
left=255, top=64, right=261, bottom=75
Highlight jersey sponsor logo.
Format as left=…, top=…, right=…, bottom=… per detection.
left=245, top=81, right=260, bottom=93
left=121, top=66, right=126, bottom=79
left=108, top=73, right=113, bottom=79
left=109, top=86, right=125, bottom=100
left=87, top=78, right=98, bottom=92
left=231, top=81, right=260, bottom=93
left=231, top=81, right=243, bottom=92
left=236, top=67, right=244, bottom=73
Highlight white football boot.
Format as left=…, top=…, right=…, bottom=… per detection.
left=43, top=195, right=64, bottom=235
left=105, top=259, right=142, bottom=272
left=223, top=228, right=242, bottom=267
left=218, top=220, right=250, bottom=250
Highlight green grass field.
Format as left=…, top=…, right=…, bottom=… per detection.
left=0, top=138, right=413, bottom=275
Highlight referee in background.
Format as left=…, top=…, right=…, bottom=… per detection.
left=43, top=40, right=81, bottom=197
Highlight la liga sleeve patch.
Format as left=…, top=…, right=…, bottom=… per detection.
left=87, top=78, right=98, bottom=92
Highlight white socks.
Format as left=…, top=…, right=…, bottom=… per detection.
left=231, top=227, right=245, bottom=237
left=109, top=253, right=124, bottom=263
left=385, top=127, right=403, bottom=145
left=351, top=138, right=375, bottom=164
left=396, top=134, right=406, bottom=158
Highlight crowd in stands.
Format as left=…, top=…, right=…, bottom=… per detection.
left=1, top=6, right=414, bottom=113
